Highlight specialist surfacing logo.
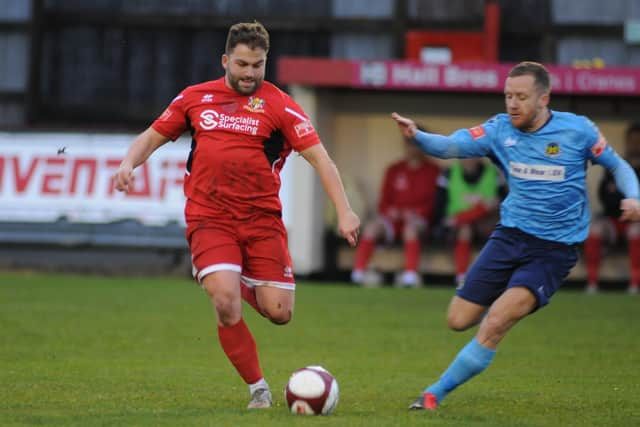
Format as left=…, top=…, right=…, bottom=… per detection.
left=199, top=109, right=260, bottom=135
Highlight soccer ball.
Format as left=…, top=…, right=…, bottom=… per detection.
left=285, top=365, right=339, bottom=415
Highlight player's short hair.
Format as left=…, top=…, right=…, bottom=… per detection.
left=508, top=61, right=551, bottom=94
left=225, top=21, right=270, bottom=54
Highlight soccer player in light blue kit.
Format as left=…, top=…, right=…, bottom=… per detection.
left=392, top=61, right=640, bottom=411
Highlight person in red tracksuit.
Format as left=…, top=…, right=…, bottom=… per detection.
left=113, top=22, right=360, bottom=409
left=351, top=133, right=440, bottom=287
left=583, top=122, right=640, bottom=295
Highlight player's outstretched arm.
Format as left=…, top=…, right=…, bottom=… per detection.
left=391, top=112, right=478, bottom=159
left=299, top=144, right=360, bottom=247
left=114, top=127, right=170, bottom=193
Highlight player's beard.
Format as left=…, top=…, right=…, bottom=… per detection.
left=228, top=74, right=263, bottom=96
left=512, top=113, right=534, bottom=131
left=512, top=108, right=545, bottom=132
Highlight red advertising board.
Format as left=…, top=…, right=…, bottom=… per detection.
left=279, top=58, right=640, bottom=96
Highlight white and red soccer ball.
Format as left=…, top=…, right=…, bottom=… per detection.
left=285, top=365, right=339, bottom=415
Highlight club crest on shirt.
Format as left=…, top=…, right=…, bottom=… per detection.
left=545, top=142, right=560, bottom=157
left=243, top=96, right=265, bottom=113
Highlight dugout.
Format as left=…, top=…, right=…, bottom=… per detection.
left=278, top=58, right=640, bottom=284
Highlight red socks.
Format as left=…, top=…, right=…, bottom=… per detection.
left=454, top=239, right=471, bottom=277
left=629, top=237, right=640, bottom=287
left=404, top=239, right=420, bottom=272
left=583, top=235, right=602, bottom=285
left=353, top=238, right=376, bottom=271
left=217, top=319, right=263, bottom=385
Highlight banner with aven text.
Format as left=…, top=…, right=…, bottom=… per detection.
left=0, top=133, right=188, bottom=226
left=0, top=132, right=295, bottom=228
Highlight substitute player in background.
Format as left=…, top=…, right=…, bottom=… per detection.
left=431, top=157, right=505, bottom=288
left=351, top=134, right=440, bottom=288
left=392, top=61, right=640, bottom=411
left=114, top=21, right=359, bottom=409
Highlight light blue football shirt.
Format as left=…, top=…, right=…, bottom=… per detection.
left=414, top=111, right=639, bottom=244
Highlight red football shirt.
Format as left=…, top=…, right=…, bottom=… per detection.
left=152, top=78, right=320, bottom=220
left=378, top=159, right=440, bottom=220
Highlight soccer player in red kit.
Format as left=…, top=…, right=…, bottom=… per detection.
left=113, top=22, right=360, bottom=409
left=351, top=136, right=440, bottom=287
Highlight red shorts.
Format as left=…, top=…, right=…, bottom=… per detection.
left=186, top=213, right=295, bottom=290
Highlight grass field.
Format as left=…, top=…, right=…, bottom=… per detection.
left=1, top=271, right=638, bottom=426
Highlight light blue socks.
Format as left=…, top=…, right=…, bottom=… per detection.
left=425, top=337, right=496, bottom=403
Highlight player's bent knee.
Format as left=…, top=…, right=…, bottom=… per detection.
left=263, top=307, right=292, bottom=325
left=271, top=313, right=292, bottom=325
left=255, top=286, right=294, bottom=324
left=215, top=304, right=242, bottom=327
left=446, top=298, right=485, bottom=331
left=261, top=298, right=293, bottom=324
left=211, top=293, right=242, bottom=324
left=447, top=312, right=475, bottom=331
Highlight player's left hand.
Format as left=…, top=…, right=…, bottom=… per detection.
left=619, top=198, right=640, bottom=221
left=337, top=209, right=361, bottom=247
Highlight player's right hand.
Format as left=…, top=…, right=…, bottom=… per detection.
left=113, top=164, right=135, bottom=193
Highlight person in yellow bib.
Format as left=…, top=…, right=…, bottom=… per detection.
left=433, top=158, right=505, bottom=287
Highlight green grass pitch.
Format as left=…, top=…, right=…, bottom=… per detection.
left=1, top=271, right=638, bottom=426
